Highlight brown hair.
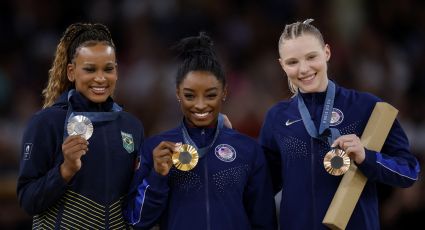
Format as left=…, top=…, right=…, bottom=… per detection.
left=42, top=23, right=115, bottom=108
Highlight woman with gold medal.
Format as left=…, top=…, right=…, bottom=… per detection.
left=259, top=19, right=420, bottom=229
left=124, top=32, right=277, bottom=229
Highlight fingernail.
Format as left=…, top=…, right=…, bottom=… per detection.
left=174, top=142, right=182, bottom=152
left=175, top=142, right=181, bottom=148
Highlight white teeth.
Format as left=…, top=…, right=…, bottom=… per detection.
left=194, top=112, right=209, bottom=118
left=300, top=74, right=315, bottom=82
left=92, top=87, right=106, bottom=92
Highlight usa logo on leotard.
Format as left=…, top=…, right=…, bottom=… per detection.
left=330, top=108, right=344, bottom=126
left=215, top=144, right=236, bottom=162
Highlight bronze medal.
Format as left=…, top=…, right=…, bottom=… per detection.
left=172, top=144, right=199, bottom=171
left=323, top=148, right=350, bottom=176
left=67, top=115, right=94, bottom=140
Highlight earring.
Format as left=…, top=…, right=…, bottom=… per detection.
left=178, top=99, right=181, bottom=103
left=222, top=98, right=226, bottom=102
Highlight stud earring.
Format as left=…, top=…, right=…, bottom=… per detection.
left=222, top=98, right=226, bottom=102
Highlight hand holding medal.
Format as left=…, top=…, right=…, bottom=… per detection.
left=297, top=81, right=356, bottom=176
left=327, top=134, right=366, bottom=176
left=153, top=141, right=200, bottom=175
left=153, top=141, right=199, bottom=175
left=172, top=143, right=199, bottom=171
left=61, top=115, right=93, bottom=182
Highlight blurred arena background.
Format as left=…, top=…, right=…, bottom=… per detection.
left=0, top=0, right=424, bottom=229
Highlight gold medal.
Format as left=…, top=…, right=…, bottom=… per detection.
left=172, top=144, right=199, bottom=171
left=67, top=115, right=94, bottom=140
left=323, top=148, right=350, bottom=176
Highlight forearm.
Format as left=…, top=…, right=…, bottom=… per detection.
left=125, top=170, right=169, bottom=228
left=358, top=149, right=419, bottom=187
left=17, top=164, right=68, bottom=215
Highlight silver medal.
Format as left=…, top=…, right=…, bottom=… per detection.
left=67, top=115, right=94, bottom=140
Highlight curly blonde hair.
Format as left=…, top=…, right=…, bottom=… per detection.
left=42, top=23, right=115, bottom=108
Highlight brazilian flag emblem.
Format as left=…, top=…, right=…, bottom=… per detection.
left=121, top=131, right=134, bottom=153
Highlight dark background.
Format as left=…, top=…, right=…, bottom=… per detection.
left=0, top=0, right=424, bottom=229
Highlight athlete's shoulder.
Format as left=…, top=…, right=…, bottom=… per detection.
left=31, top=106, right=66, bottom=126
left=269, top=99, right=292, bottom=112
left=337, top=84, right=382, bottom=104
left=264, top=98, right=295, bottom=122
left=22, top=107, right=66, bottom=141
left=221, top=127, right=261, bottom=148
left=335, top=84, right=385, bottom=122
left=120, top=111, right=144, bottom=129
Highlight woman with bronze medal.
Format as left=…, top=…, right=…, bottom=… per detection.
left=259, top=19, right=419, bottom=230
left=259, top=19, right=420, bottom=229
left=17, top=23, right=144, bottom=229
left=124, top=32, right=277, bottom=229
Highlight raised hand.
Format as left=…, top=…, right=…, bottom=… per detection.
left=153, top=141, right=180, bottom=176
left=60, top=135, right=89, bottom=182
left=332, top=134, right=365, bottom=165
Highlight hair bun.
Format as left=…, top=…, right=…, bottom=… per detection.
left=174, top=32, right=214, bottom=60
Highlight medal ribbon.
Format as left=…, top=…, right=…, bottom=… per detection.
left=181, top=113, right=224, bottom=158
left=63, top=89, right=123, bottom=139
left=297, top=81, right=340, bottom=145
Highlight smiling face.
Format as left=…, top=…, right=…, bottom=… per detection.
left=67, top=42, right=117, bottom=103
left=177, top=70, right=227, bottom=127
left=279, top=34, right=330, bottom=93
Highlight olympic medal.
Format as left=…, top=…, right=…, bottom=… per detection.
left=172, top=144, right=199, bottom=171
left=67, top=115, right=94, bottom=140
left=323, top=148, right=350, bottom=176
